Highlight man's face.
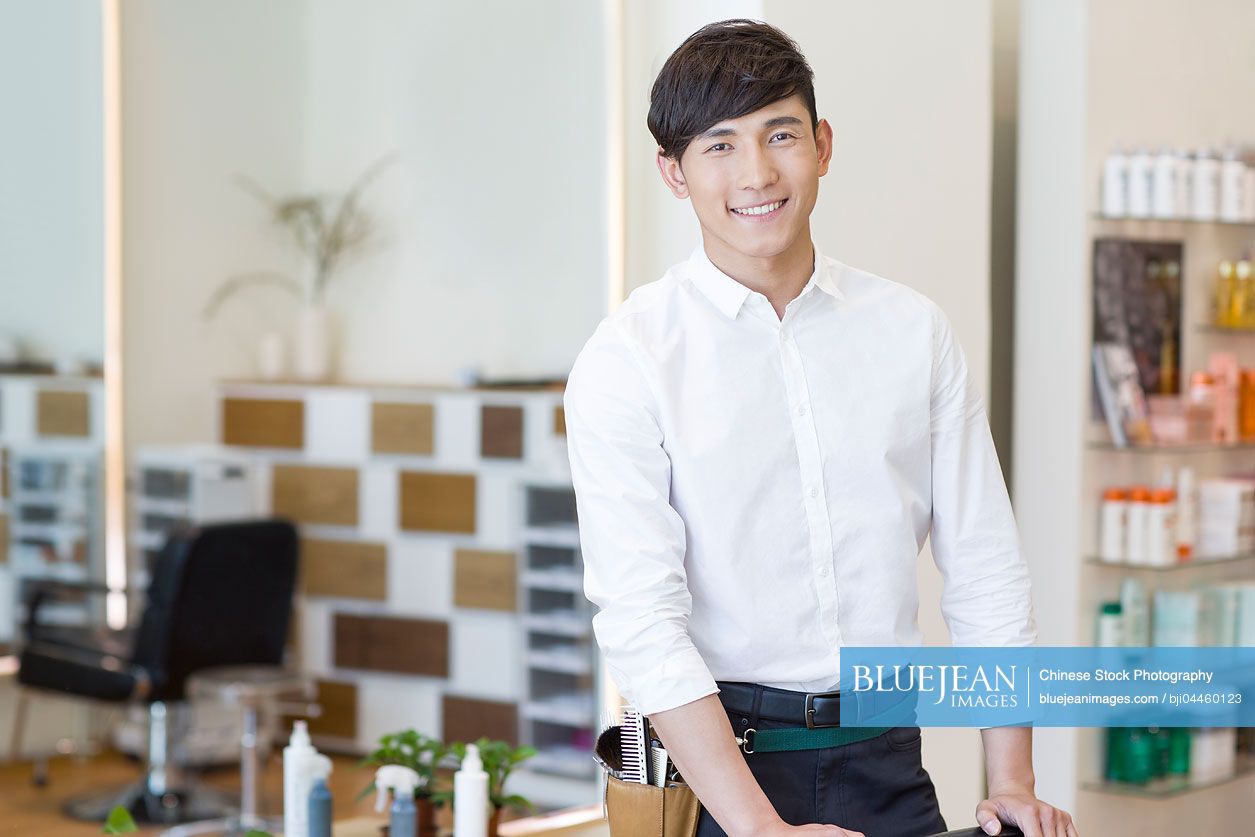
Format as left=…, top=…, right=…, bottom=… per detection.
left=657, top=94, right=832, bottom=262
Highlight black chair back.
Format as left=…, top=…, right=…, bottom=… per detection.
left=131, top=519, right=298, bottom=701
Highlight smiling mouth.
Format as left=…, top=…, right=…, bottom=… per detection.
left=730, top=198, right=787, bottom=217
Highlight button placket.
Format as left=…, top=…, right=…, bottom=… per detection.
left=777, top=330, right=842, bottom=647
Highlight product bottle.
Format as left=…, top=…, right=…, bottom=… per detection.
left=284, top=721, right=318, bottom=837
left=1209, top=351, right=1240, bottom=442
left=453, top=743, right=490, bottom=837
left=1120, top=577, right=1151, bottom=646
left=1126, top=487, right=1152, bottom=565
left=1152, top=148, right=1178, bottom=218
left=1174, top=149, right=1193, bottom=219
left=1192, top=147, right=1220, bottom=221
left=1127, top=148, right=1153, bottom=217
left=1237, top=261, right=1255, bottom=328
left=1097, top=601, right=1124, bottom=647
left=1102, top=147, right=1128, bottom=217
left=307, top=754, right=334, bottom=837
left=1146, top=488, right=1177, bottom=566
left=1220, top=148, right=1246, bottom=222
left=1215, top=261, right=1236, bottom=327
left=1099, top=488, right=1128, bottom=563
left=1176, top=467, right=1196, bottom=561
left=374, top=765, right=421, bottom=837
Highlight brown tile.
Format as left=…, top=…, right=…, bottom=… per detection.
left=371, top=402, right=435, bottom=455
left=334, top=613, right=449, bottom=677
left=0, top=513, right=7, bottom=565
left=453, top=549, right=516, bottom=612
left=308, top=680, right=358, bottom=740
left=398, top=471, right=476, bottom=534
left=221, top=397, right=304, bottom=449
left=442, top=695, right=518, bottom=747
left=480, top=405, right=524, bottom=459
left=301, top=538, right=387, bottom=600
left=271, top=465, right=358, bottom=526
left=36, top=390, right=90, bottom=437
left=553, top=405, right=566, bottom=436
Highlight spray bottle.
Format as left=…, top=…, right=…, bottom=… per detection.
left=453, top=743, right=489, bottom=837
left=307, top=754, right=334, bottom=837
left=284, top=721, right=318, bottom=837
left=374, top=764, right=420, bottom=837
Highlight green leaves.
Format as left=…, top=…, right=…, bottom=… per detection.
left=101, top=806, right=137, bottom=834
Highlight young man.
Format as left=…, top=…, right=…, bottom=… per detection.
left=564, top=20, right=1078, bottom=837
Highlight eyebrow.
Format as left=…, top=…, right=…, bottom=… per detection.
left=698, top=115, right=806, bottom=139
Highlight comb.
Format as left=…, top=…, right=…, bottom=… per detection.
left=619, top=708, right=648, bottom=784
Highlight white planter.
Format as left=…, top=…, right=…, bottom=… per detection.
left=293, top=305, right=334, bottom=381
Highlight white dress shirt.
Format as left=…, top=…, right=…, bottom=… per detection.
left=563, top=243, right=1037, bottom=716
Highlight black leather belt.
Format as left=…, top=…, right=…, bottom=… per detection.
left=716, top=681, right=842, bottom=728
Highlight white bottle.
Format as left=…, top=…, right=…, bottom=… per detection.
left=1176, top=466, right=1197, bottom=561
left=1220, top=148, right=1246, bottom=223
left=1126, top=487, right=1152, bottom=565
left=1099, top=488, right=1129, bottom=563
left=1102, top=148, right=1128, bottom=217
left=453, top=743, right=490, bottom=837
left=1145, top=488, right=1177, bottom=567
left=1097, top=601, right=1124, bottom=647
left=1242, top=150, right=1255, bottom=222
left=1173, top=149, right=1193, bottom=219
left=1126, top=148, right=1154, bottom=217
left=1152, top=148, right=1179, bottom=218
left=1192, top=148, right=1220, bottom=221
left=284, top=721, right=318, bottom=837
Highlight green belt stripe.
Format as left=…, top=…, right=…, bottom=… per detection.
left=745, top=726, right=891, bottom=753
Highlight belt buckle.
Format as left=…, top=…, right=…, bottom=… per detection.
left=804, top=689, right=841, bottom=729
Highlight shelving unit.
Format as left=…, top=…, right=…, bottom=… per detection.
left=1016, top=6, right=1255, bottom=828
left=516, top=482, right=598, bottom=787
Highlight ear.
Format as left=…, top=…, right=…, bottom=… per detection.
left=656, top=148, right=690, bottom=199
left=815, top=118, right=834, bottom=177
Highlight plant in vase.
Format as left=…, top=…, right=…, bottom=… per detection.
left=201, top=153, right=395, bottom=381
left=431, top=738, right=537, bottom=836
left=358, top=728, right=449, bottom=835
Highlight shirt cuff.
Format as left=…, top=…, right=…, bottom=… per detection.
left=618, top=645, right=720, bottom=716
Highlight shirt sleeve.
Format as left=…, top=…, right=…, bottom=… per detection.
left=928, top=306, right=1038, bottom=649
left=563, top=317, right=719, bottom=716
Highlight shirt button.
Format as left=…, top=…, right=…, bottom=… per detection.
left=797, top=405, right=808, bottom=417
left=821, top=567, right=830, bottom=577
left=809, top=487, right=819, bottom=499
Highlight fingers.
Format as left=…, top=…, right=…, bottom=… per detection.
left=974, top=800, right=1002, bottom=835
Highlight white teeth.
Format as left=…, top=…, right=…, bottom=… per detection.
left=732, top=200, right=784, bottom=216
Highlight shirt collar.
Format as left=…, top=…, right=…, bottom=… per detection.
left=686, top=242, right=845, bottom=320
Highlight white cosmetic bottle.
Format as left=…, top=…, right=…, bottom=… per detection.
left=453, top=743, right=490, bottom=837
left=284, top=720, right=318, bottom=837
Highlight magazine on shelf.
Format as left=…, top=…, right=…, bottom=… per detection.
left=1093, top=342, right=1152, bottom=447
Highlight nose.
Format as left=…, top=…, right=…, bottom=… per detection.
left=736, top=142, right=778, bottom=193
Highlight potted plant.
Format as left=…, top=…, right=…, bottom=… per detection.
left=432, top=737, right=537, bottom=836
left=359, top=728, right=449, bottom=836
left=202, top=153, right=395, bottom=381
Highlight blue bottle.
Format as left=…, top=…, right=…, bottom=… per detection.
left=390, top=790, right=416, bottom=837
left=307, top=776, right=333, bottom=837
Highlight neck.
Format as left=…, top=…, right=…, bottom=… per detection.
left=701, top=228, right=815, bottom=319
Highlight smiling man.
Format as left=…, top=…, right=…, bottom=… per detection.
left=564, top=19, right=1078, bottom=837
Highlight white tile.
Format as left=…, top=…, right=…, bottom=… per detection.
left=0, top=378, right=37, bottom=445
left=360, top=463, right=398, bottom=538
left=388, top=538, right=454, bottom=617
left=449, top=610, right=522, bottom=701
left=298, top=598, right=333, bottom=676
left=433, top=393, right=479, bottom=468
left=476, top=472, right=522, bottom=547
left=357, top=675, right=443, bottom=746
left=523, top=395, right=569, bottom=479
left=304, top=389, right=369, bottom=463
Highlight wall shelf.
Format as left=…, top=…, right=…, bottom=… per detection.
left=1084, top=553, right=1255, bottom=571
left=1081, top=755, right=1255, bottom=799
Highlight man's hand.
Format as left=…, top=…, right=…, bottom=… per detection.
left=975, top=785, right=1078, bottom=837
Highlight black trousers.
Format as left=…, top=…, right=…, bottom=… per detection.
left=696, top=683, right=948, bottom=837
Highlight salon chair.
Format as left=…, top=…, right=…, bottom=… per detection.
left=14, top=519, right=298, bottom=825
left=930, top=828, right=1024, bottom=836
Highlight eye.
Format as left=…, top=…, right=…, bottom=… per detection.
left=705, top=142, right=732, bottom=153
left=770, top=132, right=798, bottom=143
